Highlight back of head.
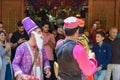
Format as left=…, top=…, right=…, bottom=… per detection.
left=96, top=31, right=105, bottom=38
left=63, top=16, right=85, bottom=36
left=63, top=16, right=79, bottom=36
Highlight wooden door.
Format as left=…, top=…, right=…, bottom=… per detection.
left=0, top=0, right=2, bottom=20
left=116, top=0, right=120, bottom=31
left=88, top=0, right=116, bottom=31
left=1, top=0, right=24, bottom=33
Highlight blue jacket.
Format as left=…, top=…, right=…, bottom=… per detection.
left=92, top=42, right=111, bottom=70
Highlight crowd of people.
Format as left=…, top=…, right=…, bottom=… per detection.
left=0, top=13, right=120, bottom=80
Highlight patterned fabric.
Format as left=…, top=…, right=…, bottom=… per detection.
left=12, top=42, right=50, bottom=80
left=43, top=33, right=55, bottom=60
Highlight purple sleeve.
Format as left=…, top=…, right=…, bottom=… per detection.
left=42, top=47, right=50, bottom=70
left=73, top=44, right=97, bottom=76
left=12, top=45, right=24, bottom=77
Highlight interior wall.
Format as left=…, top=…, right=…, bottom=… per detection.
left=88, top=0, right=116, bottom=31
left=1, top=0, right=24, bottom=33
left=116, top=0, right=120, bottom=31
left=0, top=0, right=2, bottom=21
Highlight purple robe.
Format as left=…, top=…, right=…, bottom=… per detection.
left=12, top=42, right=50, bottom=80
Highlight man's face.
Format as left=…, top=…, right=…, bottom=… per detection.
left=18, top=26, right=24, bottom=32
left=109, top=28, right=118, bottom=40
left=35, top=28, right=42, bottom=35
left=42, top=24, right=49, bottom=33
left=95, top=21, right=101, bottom=28
left=0, top=23, right=3, bottom=31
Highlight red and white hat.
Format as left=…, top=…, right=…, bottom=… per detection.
left=64, top=16, right=85, bottom=29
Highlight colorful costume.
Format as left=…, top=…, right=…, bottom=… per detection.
left=56, top=17, right=97, bottom=80
left=56, top=39, right=97, bottom=80
left=12, top=42, right=50, bottom=80
left=12, top=17, right=50, bottom=80
left=77, top=34, right=94, bottom=80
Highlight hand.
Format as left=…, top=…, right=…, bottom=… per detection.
left=47, top=37, right=51, bottom=42
left=5, top=42, right=11, bottom=51
left=21, top=74, right=39, bottom=80
left=20, top=74, right=39, bottom=80
left=88, top=50, right=95, bottom=58
left=44, top=38, right=50, bottom=45
left=22, top=74, right=28, bottom=80
left=17, top=38, right=25, bottom=44
left=22, top=38, right=27, bottom=42
left=57, top=28, right=65, bottom=36
left=48, top=38, right=51, bottom=43
left=6, top=42, right=11, bottom=48
left=96, top=66, right=102, bottom=71
left=6, top=56, right=10, bottom=61
left=27, top=75, right=39, bottom=80
left=45, top=68, right=51, bottom=78
left=17, top=73, right=29, bottom=80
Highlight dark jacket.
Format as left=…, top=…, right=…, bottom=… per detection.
left=104, top=38, right=120, bottom=64
left=93, top=42, right=111, bottom=70
left=57, top=40, right=81, bottom=80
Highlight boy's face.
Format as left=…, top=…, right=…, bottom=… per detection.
left=96, top=34, right=104, bottom=43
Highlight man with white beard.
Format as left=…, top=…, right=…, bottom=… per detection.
left=12, top=17, right=51, bottom=80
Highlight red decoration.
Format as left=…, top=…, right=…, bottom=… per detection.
left=25, top=0, right=85, bottom=7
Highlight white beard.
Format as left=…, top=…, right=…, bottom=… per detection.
left=31, top=31, right=43, bottom=50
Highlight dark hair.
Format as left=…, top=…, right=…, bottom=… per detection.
left=65, top=27, right=79, bottom=36
left=0, top=31, right=6, bottom=36
left=96, top=31, right=105, bottom=37
left=79, top=27, right=85, bottom=34
left=0, top=21, right=3, bottom=24
left=17, top=21, right=23, bottom=27
left=41, top=21, right=50, bottom=27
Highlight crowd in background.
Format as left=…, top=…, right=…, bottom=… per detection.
left=0, top=10, right=120, bottom=80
